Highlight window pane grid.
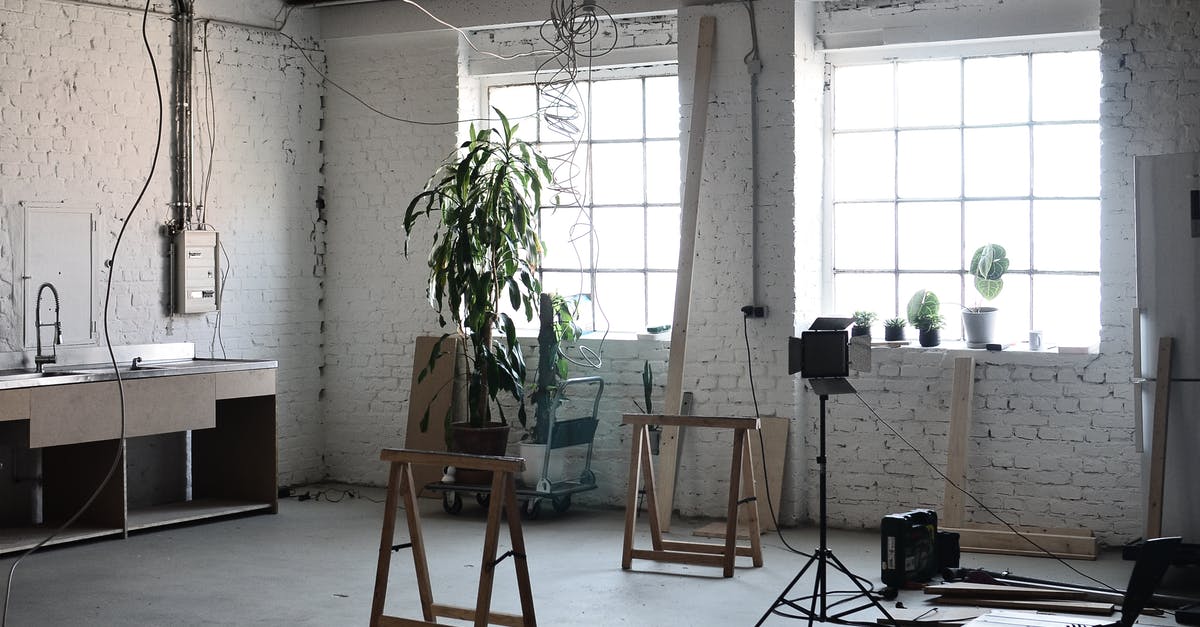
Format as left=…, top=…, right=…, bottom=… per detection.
left=489, top=74, right=680, bottom=334
left=830, top=50, right=1100, bottom=343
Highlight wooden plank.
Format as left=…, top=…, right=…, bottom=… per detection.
left=754, top=416, right=787, bottom=532
left=30, top=376, right=217, bottom=446
left=0, top=388, right=30, bottom=423
left=964, top=522, right=1093, bottom=538
left=657, top=15, right=716, bottom=534
left=943, top=526, right=1097, bottom=560
left=740, top=434, right=763, bottom=566
left=944, top=357, right=974, bottom=527
left=501, top=473, right=536, bottom=626
left=379, top=448, right=524, bottom=474
left=404, top=335, right=457, bottom=498
left=212, top=368, right=275, bottom=400
left=370, top=462, right=404, bottom=627
left=1146, top=336, right=1172, bottom=537
left=629, top=548, right=726, bottom=568
left=430, top=605, right=524, bottom=627
left=660, top=540, right=757, bottom=557
left=952, top=546, right=1096, bottom=561
left=621, top=425, right=644, bottom=570
left=930, top=597, right=1114, bottom=616
left=624, top=413, right=759, bottom=429
left=923, top=583, right=1088, bottom=600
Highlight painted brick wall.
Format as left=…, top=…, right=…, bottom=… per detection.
left=0, top=1, right=326, bottom=485
left=320, top=30, right=463, bottom=485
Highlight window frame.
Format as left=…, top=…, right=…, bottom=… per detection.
left=821, top=35, right=1102, bottom=344
left=479, top=63, right=682, bottom=336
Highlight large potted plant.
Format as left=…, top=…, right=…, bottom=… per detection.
left=962, top=243, right=1009, bottom=348
left=907, top=289, right=945, bottom=348
left=404, top=110, right=554, bottom=479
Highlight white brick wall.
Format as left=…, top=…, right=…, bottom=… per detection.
left=0, top=1, right=326, bottom=485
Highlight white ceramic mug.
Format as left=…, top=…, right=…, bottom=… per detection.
left=1029, top=330, right=1043, bottom=351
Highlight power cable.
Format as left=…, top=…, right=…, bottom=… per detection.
left=1, top=1, right=163, bottom=624
left=850, top=391, right=1121, bottom=592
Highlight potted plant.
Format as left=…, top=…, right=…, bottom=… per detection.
left=404, top=110, right=554, bottom=475
left=883, top=317, right=906, bottom=342
left=851, top=310, right=876, bottom=338
left=907, top=289, right=945, bottom=347
left=962, top=243, right=1009, bottom=348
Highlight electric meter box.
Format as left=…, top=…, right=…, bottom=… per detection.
left=173, top=230, right=220, bottom=314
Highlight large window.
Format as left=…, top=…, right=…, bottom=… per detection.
left=828, top=49, right=1101, bottom=345
left=486, top=72, right=680, bottom=335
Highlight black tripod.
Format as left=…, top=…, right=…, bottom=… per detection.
left=756, top=378, right=895, bottom=626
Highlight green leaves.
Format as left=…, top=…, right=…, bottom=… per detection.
left=969, top=243, right=1009, bottom=301
left=401, top=107, right=555, bottom=429
left=907, top=289, right=944, bottom=331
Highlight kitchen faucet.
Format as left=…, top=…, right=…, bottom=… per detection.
left=34, top=282, right=61, bottom=373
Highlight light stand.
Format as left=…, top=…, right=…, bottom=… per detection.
left=756, top=377, right=895, bottom=626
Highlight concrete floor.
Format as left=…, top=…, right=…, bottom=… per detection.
left=1, top=486, right=1191, bottom=626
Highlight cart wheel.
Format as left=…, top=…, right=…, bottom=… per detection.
left=522, top=498, right=541, bottom=519
left=551, top=494, right=572, bottom=514
left=442, top=491, right=463, bottom=515
left=475, top=492, right=490, bottom=508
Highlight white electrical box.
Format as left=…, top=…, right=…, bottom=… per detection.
left=173, top=230, right=220, bottom=314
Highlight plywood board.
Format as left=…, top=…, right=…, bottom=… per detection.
left=923, top=583, right=1087, bottom=601
left=0, top=388, right=30, bottom=423
left=931, top=597, right=1114, bottom=616
left=30, top=376, right=217, bottom=447
left=212, top=369, right=275, bottom=400
left=403, top=335, right=457, bottom=498
left=1146, top=336, right=1172, bottom=537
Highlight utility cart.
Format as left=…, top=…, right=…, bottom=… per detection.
left=427, top=376, right=604, bottom=519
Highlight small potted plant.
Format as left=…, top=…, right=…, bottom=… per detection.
left=851, top=310, right=877, bottom=338
left=907, top=289, right=945, bottom=347
left=883, top=318, right=906, bottom=342
left=963, top=243, right=1009, bottom=348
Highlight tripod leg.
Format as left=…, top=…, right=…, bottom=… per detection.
left=754, top=552, right=820, bottom=627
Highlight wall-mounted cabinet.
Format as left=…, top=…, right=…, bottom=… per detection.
left=0, top=365, right=276, bottom=554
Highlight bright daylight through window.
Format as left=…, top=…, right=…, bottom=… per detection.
left=829, top=49, right=1101, bottom=346
left=487, top=73, right=681, bottom=336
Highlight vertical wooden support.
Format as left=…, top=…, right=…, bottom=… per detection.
left=943, top=356, right=975, bottom=528
left=1146, top=337, right=1173, bottom=538
left=657, top=14, right=716, bottom=534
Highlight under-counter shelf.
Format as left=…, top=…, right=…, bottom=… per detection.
left=0, top=361, right=277, bottom=555
left=0, top=525, right=124, bottom=554
left=127, top=499, right=274, bottom=531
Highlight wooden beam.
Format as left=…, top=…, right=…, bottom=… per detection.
left=1147, top=336, right=1173, bottom=538
left=656, top=14, right=716, bottom=534
left=943, top=356, right=974, bottom=527
left=624, top=413, right=759, bottom=429
left=379, top=448, right=524, bottom=474
left=942, top=526, right=1097, bottom=560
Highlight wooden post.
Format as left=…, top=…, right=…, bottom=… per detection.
left=1147, top=336, right=1172, bottom=538
left=943, top=356, right=975, bottom=528
left=656, top=14, right=716, bottom=534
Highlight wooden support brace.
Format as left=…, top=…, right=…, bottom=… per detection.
left=656, top=14, right=716, bottom=534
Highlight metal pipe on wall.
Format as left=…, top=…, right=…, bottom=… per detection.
left=172, top=0, right=195, bottom=230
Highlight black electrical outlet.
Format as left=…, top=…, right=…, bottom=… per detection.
left=741, top=305, right=767, bottom=318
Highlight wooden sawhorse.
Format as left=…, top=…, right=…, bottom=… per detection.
left=621, top=414, right=763, bottom=578
left=371, top=449, right=536, bottom=627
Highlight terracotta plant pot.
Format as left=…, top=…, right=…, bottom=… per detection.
left=450, top=422, right=510, bottom=485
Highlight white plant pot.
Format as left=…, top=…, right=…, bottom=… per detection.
left=517, top=442, right=565, bottom=488
left=962, top=307, right=998, bottom=348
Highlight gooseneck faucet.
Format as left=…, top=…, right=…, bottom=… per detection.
left=34, top=282, right=61, bottom=373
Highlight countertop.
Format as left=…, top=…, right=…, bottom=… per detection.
left=0, top=357, right=278, bottom=391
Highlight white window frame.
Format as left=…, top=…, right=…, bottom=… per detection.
left=479, top=63, right=681, bottom=336
left=821, top=33, right=1102, bottom=344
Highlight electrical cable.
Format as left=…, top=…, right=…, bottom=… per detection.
left=850, top=391, right=1122, bottom=593
left=0, top=1, right=162, bottom=624
left=399, top=0, right=553, bottom=62
left=744, top=314, right=887, bottom=601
